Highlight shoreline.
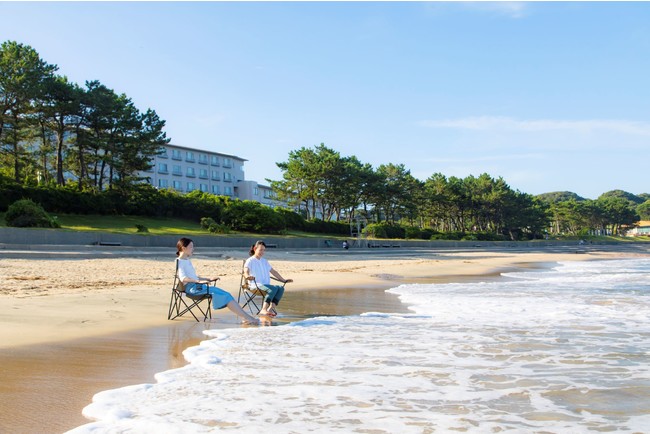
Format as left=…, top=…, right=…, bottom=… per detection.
left=1, top=246, right=647, bottom=433
left=5, top=243, right=647, bottom=351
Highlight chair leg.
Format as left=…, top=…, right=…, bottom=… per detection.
left=240, top=292, right=261, bottom=315
left=169, top=292, right=212, bottom=322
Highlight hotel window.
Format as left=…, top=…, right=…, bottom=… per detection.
left=186, top=167, right=195, bottom=177
left=200, top=183, right=208, bottom=192
left=198, top=154, right=208, bottom=165
left=186, top=151, right=195, bottom=162
left=254, top=187, right=259, bottom=196
left=224, top=186, right=233, bottom=195
left=212, top=185, right=220, bottom=195
left=211, top=170, right=219, bottom=181
left=172, top=165, right=182, bottom=176
left=223, top=172, right=232, bottom=182
left=172, top=180, right=182, bottom=191
left=158, top=179, right=169, bottom=188
left=172, top=149, right=182, bottom=160
left=223, top=158, right=232, bottom=168
left=187, top=182, right=195, bottom=191
left=199, top=169, right=208, bottom=179
left=159, top=149, right=168, bottom=158
left=158, top=163, right=168, bottom=174
left=211, top=156, right=220, bottom=166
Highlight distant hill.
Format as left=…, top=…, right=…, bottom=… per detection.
left=536, top=191, right=586, bottom=204
left=536, top=190, right=649, bottom=205
left=598, top=190, right=647, bottom=205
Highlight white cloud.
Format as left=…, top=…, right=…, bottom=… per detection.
left=419, top=116, right=650, bottom=136
left=421, top=1, right=529, bottom=19
left=460, top=2, right=529, bottom=19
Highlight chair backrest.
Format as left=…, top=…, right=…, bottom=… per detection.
left=174, top=279, right=186, bottom=293
left=174, top=259, right=187, bottom=293
left=239, top=259, right=250, bottom=290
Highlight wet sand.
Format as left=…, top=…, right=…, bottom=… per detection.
left=0, top=285, right=411, bottom=433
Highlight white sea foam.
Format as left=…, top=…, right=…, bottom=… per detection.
left=68, top=258, right=650, bottom=433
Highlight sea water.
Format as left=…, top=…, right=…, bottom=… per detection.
left=68, top=258, right=650, bottom=433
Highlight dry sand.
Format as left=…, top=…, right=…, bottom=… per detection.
left=0, top=244, right=644, bottom=433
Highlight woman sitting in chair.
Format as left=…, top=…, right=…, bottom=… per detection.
left=244, top=240, right=293, bottom=317
left=176, top=237, right=259, bottom=325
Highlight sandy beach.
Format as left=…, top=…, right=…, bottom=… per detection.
left=1, top=243, right=647, bottom=433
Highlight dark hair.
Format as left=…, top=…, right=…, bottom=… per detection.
left=249, top=240, right=266, bottom=256
left=176, top=237, right=193, bottom=257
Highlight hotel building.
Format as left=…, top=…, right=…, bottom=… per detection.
left=140, top=144, right=283, bottom=207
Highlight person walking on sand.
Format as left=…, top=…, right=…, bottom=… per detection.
left=244, top=240, right=293, bottom=317
left=176, top=237, right=259, bottom=325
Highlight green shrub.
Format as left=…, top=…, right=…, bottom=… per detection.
left=472, top=231, right=507, bottom=241
left=420, top=228, right=438, bottom=240
left=200, top=217, right=216, bottom=229
left=222, top=200, right=284, bottom=233
left=208, top=223, right=230, bottom=234
left=5, top=199, right=60, bottom=228
left=430, top=231, right=464, bottom=240
left=135, top=224, right=149, bottom=233
left=275, top=207, right=305, bottom=230
left=404, top=226, right=421, bottom=239
left=303, top=219, right=349, bottom=235
left=362, top=223, right=405, bottom=239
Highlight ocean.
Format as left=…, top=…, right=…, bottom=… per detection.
left=68, top=257, right=650, bottom=433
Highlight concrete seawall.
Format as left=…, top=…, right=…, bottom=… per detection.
left=0, top=226, right=640, bottom=251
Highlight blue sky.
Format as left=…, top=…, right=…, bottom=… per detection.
left=2, top=1, right=649, bottom=199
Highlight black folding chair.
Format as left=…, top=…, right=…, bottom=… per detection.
left=168, top=259, right=212, bottom=322
left=237, top=259, right=287, bottom=315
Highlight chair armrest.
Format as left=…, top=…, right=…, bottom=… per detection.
left=271, top=276, right=290, bottom=287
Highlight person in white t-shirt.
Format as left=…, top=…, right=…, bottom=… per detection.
left=176, top=237, right=258, bottom=325
left=243, top=240, right=293, bottom=317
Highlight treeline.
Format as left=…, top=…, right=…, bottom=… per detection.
left=271, top=144, right=649, bottom=240
left=539, top=191, right=650, bottom=237
left=0, top=40, right=168, bottom=190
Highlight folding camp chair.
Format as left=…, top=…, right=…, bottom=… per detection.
left=237, top=259, right=287, bottom=315
left=168, top=259, right=213, bottom=322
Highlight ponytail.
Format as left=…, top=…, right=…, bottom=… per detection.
left=176, top=237, right=193, bottom=257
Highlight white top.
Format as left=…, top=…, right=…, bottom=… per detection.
left=177, top=258, right=198, bottom=282
left=244, top=256, right=272, bottom=288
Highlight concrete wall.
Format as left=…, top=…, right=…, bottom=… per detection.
left=0, top=226, right=630, bottom=250
left=0, top=227, right=339, bottom=249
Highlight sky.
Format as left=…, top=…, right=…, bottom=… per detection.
left=2, top=1, right=649, bottom=200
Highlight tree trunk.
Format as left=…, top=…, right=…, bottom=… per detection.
left=12, top=114, right=20, bottom=182
left=56, top=116, right=65, bottom=185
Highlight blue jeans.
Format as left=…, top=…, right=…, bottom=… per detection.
left=185, top=282, right=234, bottom=310
left=258, top=284, right=285, bottom=305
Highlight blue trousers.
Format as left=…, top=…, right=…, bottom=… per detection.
left=185, top=282, right=234, bottom=309
left=258, top=284, right=285, bottom=305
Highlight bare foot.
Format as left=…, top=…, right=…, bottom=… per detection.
left=242, top=318, right=259, bottom=325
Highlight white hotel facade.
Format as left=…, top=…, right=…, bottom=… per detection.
left=140, top=144, right=282, bottom=208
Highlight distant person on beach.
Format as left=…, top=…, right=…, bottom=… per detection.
left=176, top=237, right=259, bottom=325
left=342, top=240, right=349, bottom=250
left=244, top=240, right=293, bottom=317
